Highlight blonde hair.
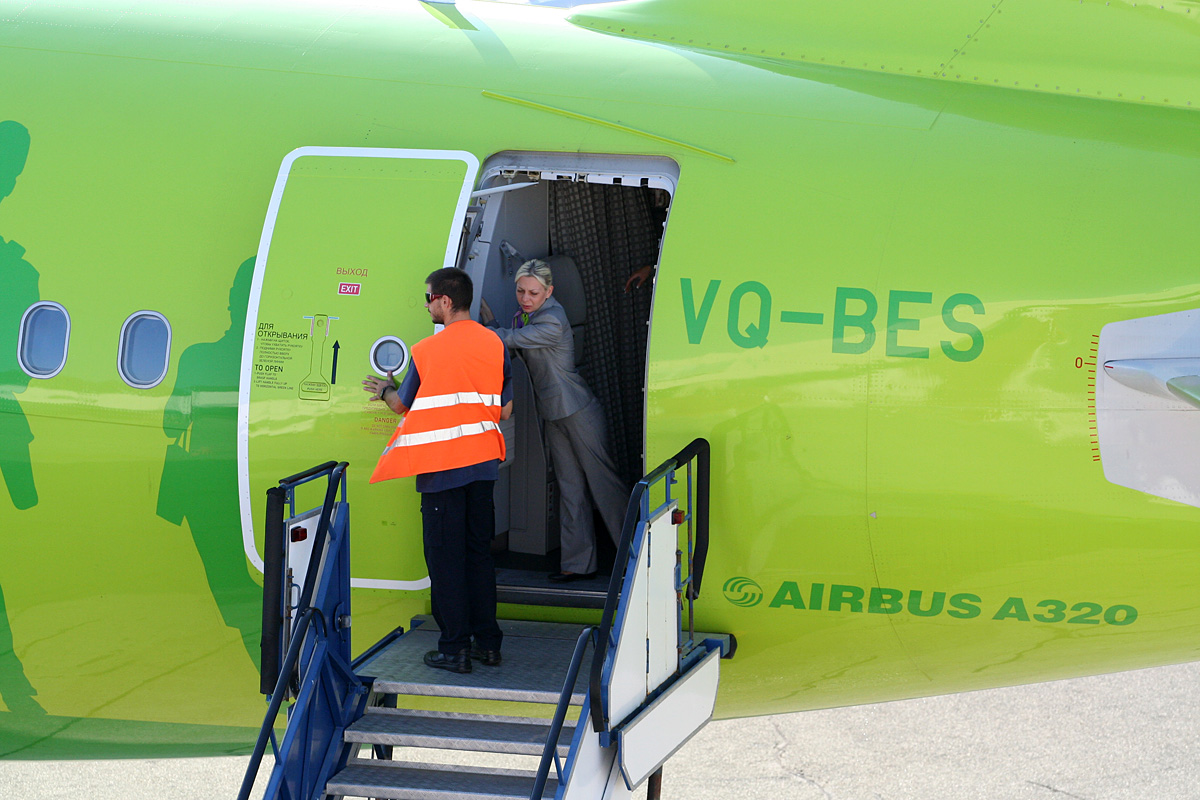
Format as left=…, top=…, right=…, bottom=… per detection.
left=514, top=259, right=553, bottom=289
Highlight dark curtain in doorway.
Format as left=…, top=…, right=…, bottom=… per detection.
left=548, top=182, right=659, bottom=485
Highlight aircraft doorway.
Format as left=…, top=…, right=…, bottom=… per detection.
left=459, top=152, right=677, bottom=607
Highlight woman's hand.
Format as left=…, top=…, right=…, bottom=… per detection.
left=479, top=298, right=496, bottom=325
left=624, top=265, right=654, bottom=292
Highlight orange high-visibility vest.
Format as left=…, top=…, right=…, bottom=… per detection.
left=369, top=320, right=506, bottom=483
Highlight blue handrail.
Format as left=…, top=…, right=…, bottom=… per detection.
left=530, top=626, right=597, bottom=800
left=237, top=461, right=363, bottom=800
left=587, top=439, right=710, bottom=734
left=237, top=607, right=317, bottom=800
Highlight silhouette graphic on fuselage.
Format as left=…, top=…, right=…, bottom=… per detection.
left=0, top=121, right=38, bottom=511
left=159, top=257, right=261, bottom=671
left=0, top=120, right=45, bottom=716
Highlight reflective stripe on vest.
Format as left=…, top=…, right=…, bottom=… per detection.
left=381, top=420, right=501, bottom=452
left=408, top=392, right=502, bottom=412
left=369, top=320, right=506, bottom=483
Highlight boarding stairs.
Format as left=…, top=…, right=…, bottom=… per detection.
left=238, top=440, right=731, bottom=800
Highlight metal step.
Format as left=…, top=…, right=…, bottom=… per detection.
left=407, top=616, right=593, bottom=640
left=496, top=583, right=607, bottom=609
left=356, top=622, right=592, bottom=704
left=326, top=758, right=556, bottom=800
left=495, top=568, right=609, bottom=609
left=345, top=707, right=575, bottom=757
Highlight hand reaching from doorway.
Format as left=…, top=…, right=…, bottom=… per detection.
left=624, top=265, right=654, bottom=292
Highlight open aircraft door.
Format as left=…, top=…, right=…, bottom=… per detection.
left=239, top=147, right=480, bottom=594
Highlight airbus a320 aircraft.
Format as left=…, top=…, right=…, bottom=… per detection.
left=1, top=0, right=1198, bottom=794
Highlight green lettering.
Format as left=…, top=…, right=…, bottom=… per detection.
left=728, top=281, right=771, bottom=349
left=1105, top=605, right=1138, bottom=626
left=992, top=596, right=1030, bottom=621
left=868, top=587, right=903, bottom=614
left=886, top=290, right=932, bottom=358
left=1068, top=602, right=1103, bottom=624
left=907, top=589, right=945, bottom=617
left=832, top=287, right=877, bottom=354
left=681, top=278, right=721, bottom=345
left=948, top=593, right=981, bottom=619
left=829, top=584, right=865, bottom=613
left=809, top=582, right=825, bottom=611
left=941, top=293, right=985, bottom=362
left=769, top=581, right=806, bottom=609
left=1033, top=599, right=1067, bottom=623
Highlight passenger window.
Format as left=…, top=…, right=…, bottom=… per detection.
left=118, top=311, right=171, bottom=389
left=18, top=302, right=71, bottom=379
left=371, top=336, right=409, bottom=376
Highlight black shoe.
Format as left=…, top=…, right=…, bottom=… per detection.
left=470, top=645, right=502, bottom=667
left=424, top=649, right=471, bottom=674
left=547, top=571, right=597, bottom=583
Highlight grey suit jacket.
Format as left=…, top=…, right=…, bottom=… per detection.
left=492, top=296, right=594, bottom=421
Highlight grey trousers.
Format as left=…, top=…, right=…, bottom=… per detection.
left=546, top=399, right=629, bottom=574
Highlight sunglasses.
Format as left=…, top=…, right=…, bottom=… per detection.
left=424, top=292, right=443, bottom=304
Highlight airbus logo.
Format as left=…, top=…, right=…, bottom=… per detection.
left=723, top=576, right=763, bottom=608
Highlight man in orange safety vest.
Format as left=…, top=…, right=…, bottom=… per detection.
left=363, top=267, right=512, bottom=674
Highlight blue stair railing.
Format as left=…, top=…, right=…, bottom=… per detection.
left=530, top=625, right=598, bottom=799
left=529, top=439, right=712, bottom=798
left=238, top=461, right=369, bottom=800
left=588, top=438, right=711, bottom=738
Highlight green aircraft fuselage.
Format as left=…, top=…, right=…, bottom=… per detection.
left=1, top=0, right=1199, bottom=759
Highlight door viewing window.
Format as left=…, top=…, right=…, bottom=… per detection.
left=371, top=336, right=409, bottom=376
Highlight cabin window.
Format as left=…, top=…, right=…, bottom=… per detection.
left=18, top=302, right=71, bottom=379
left=370, top=335, right=409, bottom=377
left=118, top=311, right=171, bottom=389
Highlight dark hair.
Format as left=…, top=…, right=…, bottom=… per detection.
left=426, top=267, right=473, bottom=312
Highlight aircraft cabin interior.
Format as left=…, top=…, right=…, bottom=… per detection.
left=449, top=152, right=676, bottom=606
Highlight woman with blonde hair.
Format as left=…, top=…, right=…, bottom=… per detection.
left=487, top=259, right=628, bottom=581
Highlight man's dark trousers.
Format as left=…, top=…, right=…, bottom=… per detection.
left=420, top=480, right=503, bottom=655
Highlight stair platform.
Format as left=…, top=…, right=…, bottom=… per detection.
left=355, top=618, right=593, bottom=704
left=327, top=758, right=556, bottom=800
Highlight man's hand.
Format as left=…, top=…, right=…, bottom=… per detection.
left=624, top=265, right=654, bottom=293
left=363, top=372, right=394, bottom=401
